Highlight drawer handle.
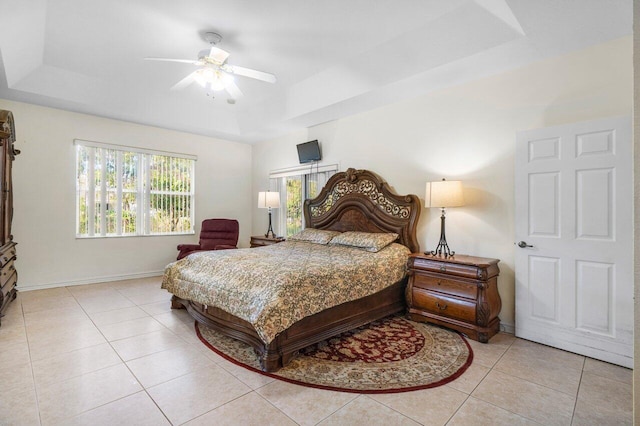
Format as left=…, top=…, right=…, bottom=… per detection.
left=436, top=301, right=447, bottom=311
left=437, top=281, right=442, bottom=286
left=439, top=265, right=446, bottom=272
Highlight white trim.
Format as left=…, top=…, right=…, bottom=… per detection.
left=17, top=271, right=164, bottom=292
left=74, top=139, right=197, bottom=161
left=99, top=150, right=107, bottom=234
left=269, top=163, right=338, bottom=179
left=75, top=232, right=195, bottom=239
left=500, top=321, right=515, bottom=335
left=87, top=146, right=95, bottom=236
left=115, top=151, right=123, bottom=235
left=143, top=153, right=150, bottom=235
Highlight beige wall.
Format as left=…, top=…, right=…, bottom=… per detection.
left=2, top=99, right=252, bottom=290
left=252, top=36, right=633, bottom=329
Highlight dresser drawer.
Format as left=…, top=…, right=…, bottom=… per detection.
left=1, top=270, right=16, bottom=296
left=0, top=245, right=16, bottom=269
left=412, top=273, right=477, bottom=300
left=411, top=288, right=476, bottom=323
left=0, top=258, right=15, bottom=288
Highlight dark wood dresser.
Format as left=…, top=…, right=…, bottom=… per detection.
left=250, top=235, right=285, bottom=248
left=406, top=253, right=501, bottom=343
left=0, top=110, right=18, bottom=326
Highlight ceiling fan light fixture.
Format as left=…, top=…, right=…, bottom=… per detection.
left=193, top=68, right=213, bottom=87
left=146, top=30, right=274, bottom=98
left=193, top=68, right=228, bottom=91
left=209, top=78, right=226, bottom=91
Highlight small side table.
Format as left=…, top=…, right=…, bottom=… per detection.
left=406, top=253, right=501, bottom=343
left=250, top=235, right=285, bottom=248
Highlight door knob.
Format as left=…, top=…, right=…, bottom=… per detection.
left=517, top=241, right=533, bottom=248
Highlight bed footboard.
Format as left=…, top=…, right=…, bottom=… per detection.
left=170, top=277, right=406, bottom=372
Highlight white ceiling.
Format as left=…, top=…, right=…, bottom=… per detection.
left=0, top=0, right=631, bottom=143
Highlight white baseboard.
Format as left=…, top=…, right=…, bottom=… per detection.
left=18, top=270, right=164, bottom=292
left=500, top=321, right=515, bottom=335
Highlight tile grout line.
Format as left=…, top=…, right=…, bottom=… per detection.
left=44, top=282, right=175, bottom=425
left=471, top=336, right=581, bottom=425
left=19, top=297, right=44, bottom=426
left=84, top=279, right=263, bottom=425
left=450, top=335, right=549, bottom=424
left=252, top=389, right=302, bottom=426
left=311, top=394, right=367, bottom=426
left=443, top=335, right=517, bottom=425
left=570, top=358, right=587, bottom=425
left=76, top=283, right=178, bottom=426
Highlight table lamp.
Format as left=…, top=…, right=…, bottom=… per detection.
left=425, top=179, right=464, bottom=257
left=258, top=191, right=280, bottom=238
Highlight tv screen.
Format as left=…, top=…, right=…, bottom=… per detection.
left=296, top=140, right=321, bottom=163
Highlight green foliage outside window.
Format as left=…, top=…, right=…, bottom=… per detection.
left=283, top=172, right=326, bottom=237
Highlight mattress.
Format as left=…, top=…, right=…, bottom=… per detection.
left=161, top=240, right=410, bottom=343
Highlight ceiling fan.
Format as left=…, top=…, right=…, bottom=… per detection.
left=145, top=32, right=276, bottom=100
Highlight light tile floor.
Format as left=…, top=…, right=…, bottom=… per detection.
left=0, top=277, right=632, bottom=425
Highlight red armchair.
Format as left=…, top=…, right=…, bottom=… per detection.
left=177, top=219, right=239, bottom=260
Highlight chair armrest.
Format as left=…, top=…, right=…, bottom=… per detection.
left=214, top=245, right=237, bottom=250
left=177, top=244, right=201, bottom=251
left=176, top=244, right=202, bottom=260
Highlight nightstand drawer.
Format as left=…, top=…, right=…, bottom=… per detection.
left=412, top=257, right=481, bottom=279
left=411, top=288, right=476, bottom=323
left=412, top=273, right=477, bottom=300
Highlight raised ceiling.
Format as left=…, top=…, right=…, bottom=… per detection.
left=0, top=0, right=631, bottom=143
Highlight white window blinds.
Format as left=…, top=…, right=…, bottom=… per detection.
left=75, top=140, right=196, bottom=237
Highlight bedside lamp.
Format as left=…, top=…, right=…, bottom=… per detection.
left=425, top=179, right=464, bottom=257
left=258, top=191, right=280, bottom=239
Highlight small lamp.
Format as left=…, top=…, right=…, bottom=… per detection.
left=258, top=191, right=280, bottom=239
left=425, top=179, right=464, bottom=257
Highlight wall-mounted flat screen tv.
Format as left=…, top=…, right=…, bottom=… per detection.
left=296, top=140, right=321, bottom=163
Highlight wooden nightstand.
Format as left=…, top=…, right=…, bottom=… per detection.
left=406, top=253, right=501, bottom=343
left=250, top=235, right=285, bottom=248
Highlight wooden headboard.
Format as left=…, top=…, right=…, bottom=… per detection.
left=303, top=168, right=420, bottom=253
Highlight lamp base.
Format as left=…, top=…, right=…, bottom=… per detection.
left=265, top=209, right=276, bottom=239
left=429, top=208, right=455, bottom=258
left=428, top=246, right=455, bottom=258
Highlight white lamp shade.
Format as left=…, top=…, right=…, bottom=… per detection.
left=258, top=191, right=280, bottom=209
left=425, top=180, right=464, bottom=208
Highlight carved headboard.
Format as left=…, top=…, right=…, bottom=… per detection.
left=303, top=168, right=420, bottom=253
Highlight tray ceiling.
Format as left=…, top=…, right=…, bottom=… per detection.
left=0, top=0, right=631, bottom=143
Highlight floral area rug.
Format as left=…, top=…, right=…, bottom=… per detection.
left=196, top=315, right=473, bottom=393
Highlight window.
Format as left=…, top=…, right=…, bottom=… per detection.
left=75, top=140, right=196, bottom=237
left=270, top=164, right=338, bottom=237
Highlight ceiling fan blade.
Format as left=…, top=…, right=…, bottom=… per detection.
left=225, top=64, right=277, bottom=84
left=170, top=71, right=197, bottom=91
left=224, top=79, right=244, bottom=99
left=209, top=46, right=230, bottom=64
left=145, top=57, right=200, bottom=65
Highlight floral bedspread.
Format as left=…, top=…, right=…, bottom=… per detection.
left=161, top=240, right=410, bottom=344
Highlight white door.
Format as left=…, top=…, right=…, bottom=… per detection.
left=515, top=116, right=632, bottom=368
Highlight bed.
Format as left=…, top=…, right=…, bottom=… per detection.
left=163, top=168, right=420, bottom=372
